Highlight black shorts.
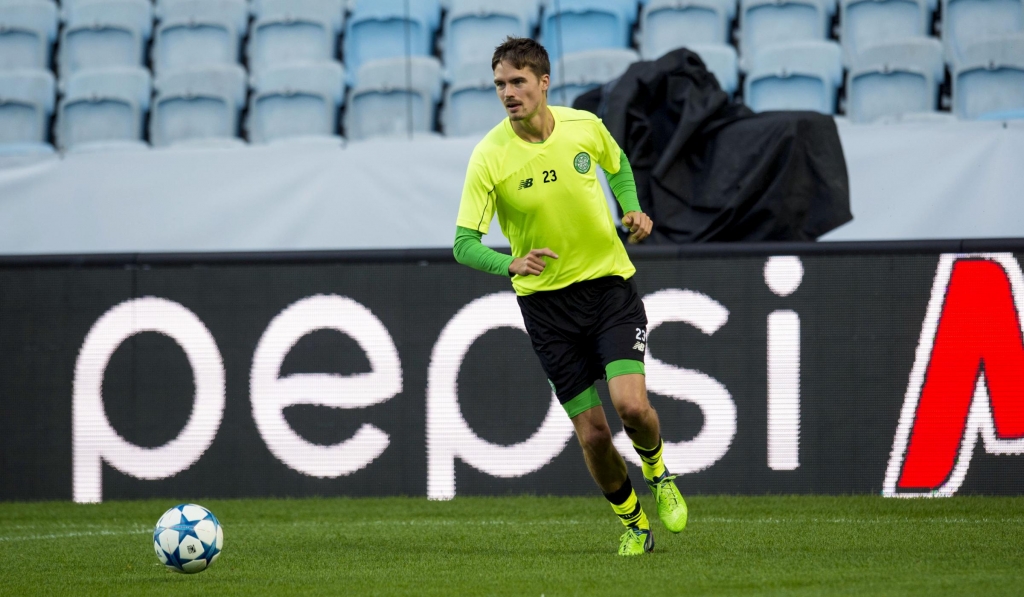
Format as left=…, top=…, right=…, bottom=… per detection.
left=517, top=275, right=648, bottom=415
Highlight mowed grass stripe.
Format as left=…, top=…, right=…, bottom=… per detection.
left=0, top=496, right=1022, bottom=596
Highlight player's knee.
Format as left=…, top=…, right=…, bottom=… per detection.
left=578, top=422, right=613, bottom=451
left=616, top=399, right=652, bottom=429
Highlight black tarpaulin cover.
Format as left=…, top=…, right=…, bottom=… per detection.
left=575, top=48, right=852, bottom=243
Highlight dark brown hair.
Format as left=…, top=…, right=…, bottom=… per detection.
left=491, top=36, right=550, bottom=79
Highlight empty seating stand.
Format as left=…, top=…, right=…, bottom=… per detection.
left=0, top=69, right=55, bottom=154
left=153, top=0, right=249, bottom=75
left=248, top=0, right=346, bottom=73
left=59, top=0, right=153, bottom=79
left=345, top=55, right=443, bottom=140
left=57, top=66, right=151, bottom=150
left=953, top=34, right=1024, bottom=119
left=740, top=0, right=835, bottom=63
left=442, top=59, right=508, bottom=136
left=639, top=0, right=736, bottom=59
left=443, top=0, right=539, bottom=77
left=150, top=64, right=248, bottom=147
left=541, top=0, right=638, bottom=59
left=942, top=0, right=1024, bottom=64
left=549, top=47, right=639, bottom=106
left=247, top=60, right=345, bottom=143
left=846, top=37, right=944, bottom=122
left=743, top=40, right=843, bottom=113
left=0, top=1, right=58, bottom=71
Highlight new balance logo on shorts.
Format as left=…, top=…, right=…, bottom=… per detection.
left=632, top=341, right=645, bottom=352
left=518, top=178, right=534, bottom=190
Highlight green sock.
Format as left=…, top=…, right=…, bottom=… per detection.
left=633, top=437, right=667, bottom=482
left=604, top=477, right=650, bottom=530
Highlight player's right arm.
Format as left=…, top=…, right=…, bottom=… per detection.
left=454, top=144, right=557, bottom=277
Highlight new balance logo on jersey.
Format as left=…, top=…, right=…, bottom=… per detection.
left=633, top=342, right=646, bottom=352
left=518, top=178, right=534, bottom=190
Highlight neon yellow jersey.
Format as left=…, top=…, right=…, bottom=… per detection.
left=456, top=106, right=636, bottom=296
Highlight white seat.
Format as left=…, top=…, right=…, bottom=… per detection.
left=57, top=66, right=150, bottom=150
left=344, top=55, right=442, bottom=140
left=58, top=0, right=152, bottom=79
left=443, top=0, right=537, bottom=78
left=639, top=0, right=736, bottom=59
left=743, top=40, right=843, bottom=113
left=442, top=59, right=506, bottom=136
left=846, top=38, right=944, bottom=123
left=549, top=47, right=639, bottom=106
left=247, top=0, right=346, bottom=73
left=541, top=0, right=637, bottom=60
left=151, top=64, right=248, bottom=147
left=343, top=0, right=441, bottom=81
left=942, top=0, right=1024, bottom=65
left=247, top=61, right=345, bottom=143
left=953, top=34, right=1024, bottom=119
left=153, top=0, right=248, bottom=75
left=0, top=69, right=55, bottom=154
left=739, top=0, right=835, bottom=65
left=0, top=1, right=58, bottom=71
left=840, top=0, right=935, bottom=65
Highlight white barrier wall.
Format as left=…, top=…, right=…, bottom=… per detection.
left=0, top=120, right=1021, bottom=255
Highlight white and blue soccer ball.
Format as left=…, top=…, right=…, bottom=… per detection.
left=153, top=504, right=224, bottom=574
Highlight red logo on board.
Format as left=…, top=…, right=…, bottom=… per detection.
left=885, top=255, right=1024, bottom=497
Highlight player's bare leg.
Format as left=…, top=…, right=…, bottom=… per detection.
left=608, top=373, right=689, bottom=533
left=571, top=404, right=653, bottom=555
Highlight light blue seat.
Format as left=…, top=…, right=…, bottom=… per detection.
left=57, top=66, right=150, bottom=150
left=246, top=61, right=344, bottom=143
left=690, top=43, right=740, bottom=95
left=58, top=0, right=152, bottom=79
left=0, top=1, right=57, bottom=71
left=840, top=0, right=934, bottom=64
left=344, top=55, right=442, bottom=140
left=942, top=0, right=1024, bottom=65
left=343, top=0, right=441, bottom=81
left=443, top=0, right=539, bottom=77
left=739, top=0, right=835, bottom=64
left=744, top=40, right=843, bottom=113
left=248, top=0, right=345, bottom=73
left=0, top=69, right=55, bottom=154
left=639, top=0, right=735, bottom=59
left=953, top=35, right=1024, bottom=119
left=541, top=0, right=637, bottom=60
left=153, top=0, right=248, bottom=75
left=846, top=38, right=943, bottom=123
left=549, top=48, right=639, bottom=106
left=442, top=59, right=507, bottom=136
left=150, top=64, right=247, bottom=147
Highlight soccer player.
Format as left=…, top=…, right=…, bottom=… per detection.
left=453, top=37, right=688, bottom=556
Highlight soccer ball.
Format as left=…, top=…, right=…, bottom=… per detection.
left=153, top=504, right=224, bottom=574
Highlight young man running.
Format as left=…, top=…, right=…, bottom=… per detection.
left=452, top=37, right=688, bottom=556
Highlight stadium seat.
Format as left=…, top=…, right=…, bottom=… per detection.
left=541, top=0, right=637, bottom=60
left=344, top=56, right=442, bottom=140
left=343, top=0, right=441, bottom=82
left=845, top=38, right=944, bottom=123
left=442, top=59, right=507, bottom=136
left=942, top=0, right=1024, bottom=65
left=840, top=0, right=934, bottom=64
left=58, top=0, right=153, bottom=79
left=549, top=48, right=639, bottom=106
left=246, top=61, right=345, bottom=144
left=247, top=0, right=345, bottom=73
left=57, top=66, right=150, bottom=151
left=739, top=0, right=835, bottom=64
left=150, top=64, right=248, bottom=147
left=0, top=1, right=58, bottom=71
left=153, top=0, right=248, bottom=75
left=743, top=40, right=843, bottom=113
left=0, top=69, right=55, bottom=154
left=952, top=35, right=1024, bottom=119
left=443, top=0, right=539, bottom=77
left=690, top=43, right=740, bottom=95
left=638, top=0, right=736, bottom=59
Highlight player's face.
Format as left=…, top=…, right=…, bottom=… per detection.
left=493, top=61, right=549, bottom=122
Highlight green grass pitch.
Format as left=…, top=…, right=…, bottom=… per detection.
left=1, top=495, right=1022, bottom=596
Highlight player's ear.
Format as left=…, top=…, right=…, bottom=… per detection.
left=539, top=73, right=550, bottom=92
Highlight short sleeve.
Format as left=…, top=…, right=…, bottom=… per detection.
left=594, top=119, right=623, bottom=174
left=456, top=148, right=497, bottom=234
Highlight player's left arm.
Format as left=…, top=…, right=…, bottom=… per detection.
left=605, top=152, right=652, bottom=244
